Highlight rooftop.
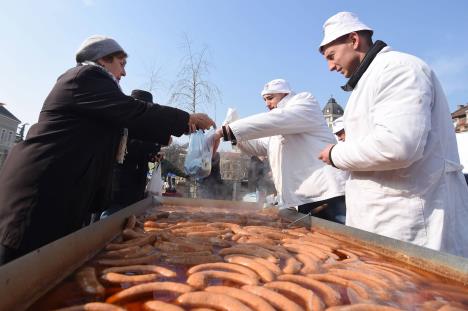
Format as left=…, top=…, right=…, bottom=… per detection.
left=0, top=104, right=21, bottom=123
left=322, top=96, right=344, bottom=116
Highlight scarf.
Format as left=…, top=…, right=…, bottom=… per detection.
left=341, top=40, right=387, bottom=92
left=80, top=61, right=122, bottom=91
left=80, top=61, right=127, bottom=163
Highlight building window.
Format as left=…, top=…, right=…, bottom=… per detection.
left=8, top=131, right=13, bottom=144
left=1, top=129, right=6, bottom=143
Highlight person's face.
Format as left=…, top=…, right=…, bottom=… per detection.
left=262, top=93, right=287, bottom=110
left=322, top=35, right=361, bottom=78
left=101, top=56, right=127, bottom=81
left=336, top=130, right=346, bottom=142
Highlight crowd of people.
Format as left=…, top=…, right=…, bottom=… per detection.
left=0, top=11, right=467, bottom=265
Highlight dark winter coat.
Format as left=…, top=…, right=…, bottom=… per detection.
left=0, top=64, right=189, bottom=256
left=111, top=139, right=161, bottom=207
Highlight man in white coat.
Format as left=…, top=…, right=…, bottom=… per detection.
left=215, top=79, right=347, bottom=223
left=318, top=12, right=468, bottom=257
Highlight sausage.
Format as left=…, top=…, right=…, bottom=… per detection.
left=101, top=264, right=176, bottom=277
left=101, top=245, right=153, bottom=260
left=281, top=244, right=322, bottom=261
left=205, top=286, right=275, bottom=311
left=186, top=229, right=232, bottom=238
left=186, top=270, right=259, bottom=289
left=125, top=215, right=137, bottom=230
left=277, top=274, right=341, bottom=307
left=52, top=302, right=125, bottom=311
left=240, top=243, right=290, bottom=257
left=184, top=236, right=232, bottom=248
left=75, top=267, right=105, bottom=296
left=241, top=285, right=304, bottom=311
left=219, top=246, right=278, bottom=263
left=99, top=246, right=141, bottom=258
left=165, top=254, right=222, bottom=265
left=168, top=222, right=210, bottom=230
left=306, top=273, right=370, bottom=300
left=101, top=272, right=160, bottom=284
left=143, top=300, right=184, bottom=311
left=161, top=250, right=213, bottom=257
left=155, top=241, right=212, bottom=252
left=122, top=228, right=146, bottom=240
left=97, top=252, right=160, bottom=266
left=224, top=255, right=276, bottom=282
left=282, top=243, right=331, bottom=261
left=206, top=222, right=242, bottom=232
left=265, top=281, right=324, bottom=311
left=188, top=262, right=259, bottom=279
left=105, top=233, right=157, bottom=250
left=106, top=281, right=193, bottom=304
left=176, top=291, right=252, bottom=311
left=437, top=305, right=468, bottom=311
left=325, top=303, right=403, bottom=311
left=328, top=268, right=391, bottom=300
left=282, top=256, right=302, bottom=274
left=295, top=253, right=320, bottom=274
left=237, top=236, right=276, bottom=246
left=225, top=254, right=282, bottom=275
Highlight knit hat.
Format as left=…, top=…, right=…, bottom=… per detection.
left=261, top=79, right=292, bottom=96
left=131, top=89, right=153, bottom=103
left=319, top=12, right=373, bottom=52
left=76, top=35, right=125, bottom=63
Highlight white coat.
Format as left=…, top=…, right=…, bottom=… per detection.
left=331, top=47, right=468, bottom=257
left=229, top=92, right=347, bottom=208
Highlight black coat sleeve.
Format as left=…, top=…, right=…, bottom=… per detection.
left=72, top=66, right=190, bottom=144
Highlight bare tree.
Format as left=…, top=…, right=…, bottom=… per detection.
left=169, top=34, right=221, bottom=117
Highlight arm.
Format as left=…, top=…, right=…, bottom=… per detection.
left=237, top=138, right=269, bottom=157
left=72, top=66, right=189, bottom=144
left=331, top=63, right=433, bottom=171
left=229, top=93, right=324, bottom=141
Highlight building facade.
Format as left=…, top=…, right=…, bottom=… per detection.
left=322, top=96, right=344, bottom=129
left=0, top=104, right=21, bottom=168
left=219, top=151, right=250, bottom=181
left=452, top=104, right=468, bottom=133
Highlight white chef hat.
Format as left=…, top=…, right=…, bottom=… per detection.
left=261, top=79, right=292, bottom=96
left=332, top=116, right=345, bottom=134
left=319, top=12, right=373, bottom=53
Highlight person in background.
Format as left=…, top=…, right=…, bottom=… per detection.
left=214, top=79, right=347, bottom=223
left=317, top=12, right=468, bottom=257
left=332, top=116, right=345, bottom=142
left=0, top=35, right=215, bottom=264
left=197, top=152, right=225, bottom=200
left=102, top=90, right=162, bottom=217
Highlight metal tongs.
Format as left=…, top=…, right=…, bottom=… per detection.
left=287, top=210, right=312, bottom=228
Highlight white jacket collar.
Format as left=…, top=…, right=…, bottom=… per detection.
left=277, top=92, right=296, bottom=108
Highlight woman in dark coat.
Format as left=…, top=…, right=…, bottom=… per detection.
left=0, top=35, right=214, bottom=264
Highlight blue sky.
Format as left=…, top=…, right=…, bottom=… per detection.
left=1, top=0, right=468, bottom=135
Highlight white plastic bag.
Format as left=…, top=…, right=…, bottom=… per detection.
left=184, top=130, right=214, bottom=178
left=148, top=162, right=163, bottom=195
left=223, top=107, right=239, bottom=125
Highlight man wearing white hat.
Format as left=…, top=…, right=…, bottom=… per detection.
left=332, top=116, right=345, bottom=142
left=214, top=79, right=347, bottom=223
left=317, top=12, right=468, bottom=257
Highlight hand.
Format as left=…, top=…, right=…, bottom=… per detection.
left=188, top=113, right=216, bottom=133
left=318, top=144, right=335, bottom=165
